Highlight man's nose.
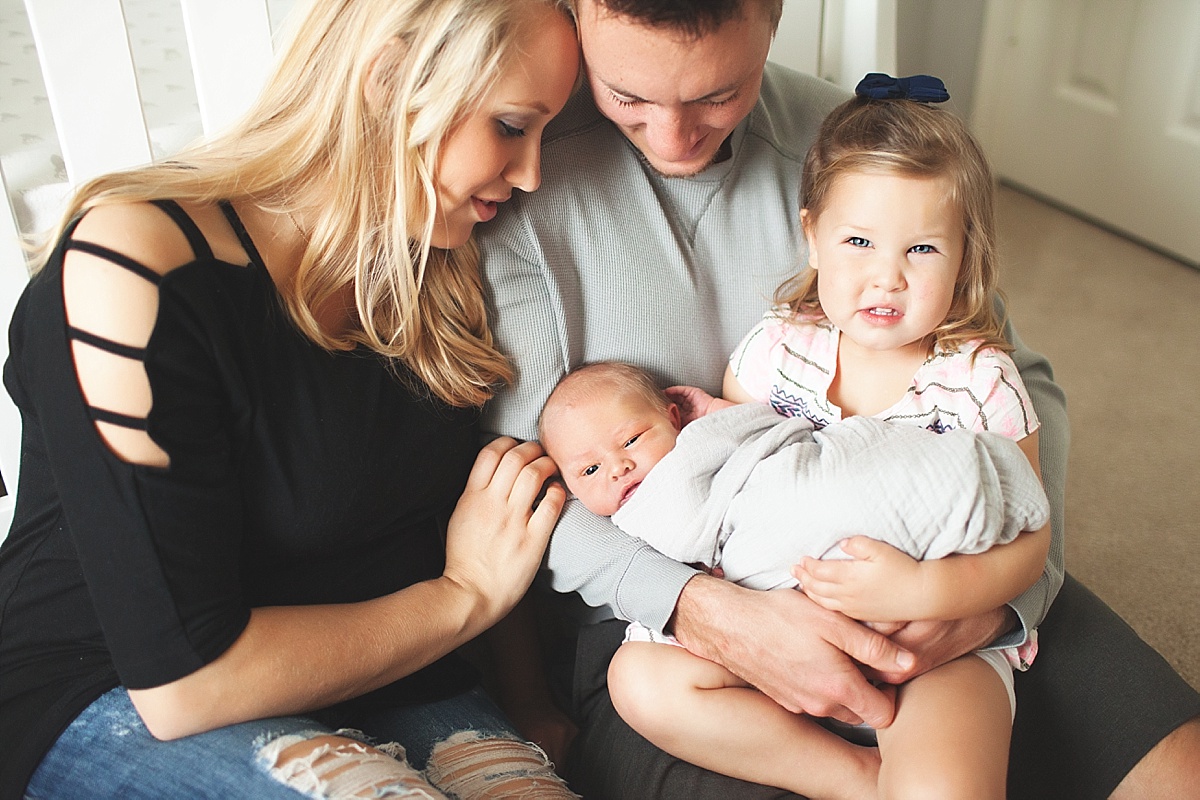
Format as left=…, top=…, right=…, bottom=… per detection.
left=643, top=105, right=702, bottom=163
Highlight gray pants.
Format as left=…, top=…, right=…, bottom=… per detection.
left=562, top=574, right=1200, bottom=799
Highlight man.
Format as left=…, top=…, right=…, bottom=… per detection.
left=478, top=0, right=1200, bottom=796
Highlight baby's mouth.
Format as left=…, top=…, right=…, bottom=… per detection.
left=619, top=481, right=642, bottom=507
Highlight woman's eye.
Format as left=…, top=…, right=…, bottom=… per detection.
left=582, top=464, right=598, bottom=477
left=498, top=120, right=526, bottom=138
left=909, top=244, right=937, bottom=254
left=847, top=237, right=871, bottom=248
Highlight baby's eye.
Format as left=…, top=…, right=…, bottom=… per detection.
left=847, top=236, right=871, bottom=248
left=624, top=434, right=641, bottom=448
left=582, top=464, right=599, bottom=477
left=909, top=244, right=938, bottom=254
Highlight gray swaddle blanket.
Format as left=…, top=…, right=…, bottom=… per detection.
left=611, top=403, right=1050, bottom=591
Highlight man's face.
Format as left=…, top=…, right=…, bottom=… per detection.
left=576, top=0, right=773, bottom=176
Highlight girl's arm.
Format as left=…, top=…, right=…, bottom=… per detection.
left=795, top=432, right=1050, bottom=623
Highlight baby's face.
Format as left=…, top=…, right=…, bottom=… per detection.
left=544, top=393, right=681, bottom=516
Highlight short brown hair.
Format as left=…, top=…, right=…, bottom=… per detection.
left=586, top=0, right=783, bottom=36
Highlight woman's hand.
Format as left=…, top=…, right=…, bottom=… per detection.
left=443, top=437, right=565, bottom=622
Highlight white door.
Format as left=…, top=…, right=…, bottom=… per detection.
left=972, top=0, right=1200, bottom=266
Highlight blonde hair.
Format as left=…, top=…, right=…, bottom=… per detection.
left=32, top=0, right=570, bottom=408
left=777, top=95, right=1010, bottom=355
left=539, top=361, right=671, bottom=444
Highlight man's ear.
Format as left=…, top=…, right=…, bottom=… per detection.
left=364, top=37, right=407, bottom=112
left=800, top=208, right=818, bottom=270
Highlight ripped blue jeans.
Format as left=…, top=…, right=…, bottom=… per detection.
left=25, top=686, right=570, bottom=799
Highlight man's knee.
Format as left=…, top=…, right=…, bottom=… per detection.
left=1110, top=715, right=1200, bottom=800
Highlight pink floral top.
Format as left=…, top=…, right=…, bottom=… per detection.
left=729, top=308, right=1042, bottom=669
left=729, top=310, right=1039, bottom=440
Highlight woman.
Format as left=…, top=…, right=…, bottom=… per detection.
left=0, top=0, right=580, bottom=797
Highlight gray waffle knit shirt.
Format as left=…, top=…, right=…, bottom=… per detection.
left=477, top=63, right=1067, bottom=644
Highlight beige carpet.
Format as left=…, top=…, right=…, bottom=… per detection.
left=996, top=185, right=1199, bottom=691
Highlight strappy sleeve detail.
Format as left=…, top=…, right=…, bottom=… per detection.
left=61, top=219, right=169, bottom=462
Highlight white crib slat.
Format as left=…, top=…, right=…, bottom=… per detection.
left=22, top=0, right=153, bottom=186
left=179, top=0, right=276, bottom=136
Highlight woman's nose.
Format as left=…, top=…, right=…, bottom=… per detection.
left=505, top=141, right=542, bottom=193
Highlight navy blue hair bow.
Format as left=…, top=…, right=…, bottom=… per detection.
left=855, top=73, right=950, bottom=103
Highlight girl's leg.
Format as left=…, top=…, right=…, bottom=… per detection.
left=26, top=688, right=446, bottom=799
left=875, top=653, right=1013, bottom=800
left=608, top=641, right=880, bottom=800
left=346, top=685, right=577, bottom=799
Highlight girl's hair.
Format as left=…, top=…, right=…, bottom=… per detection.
left=32, top=0, right=569, bottom=408
left=776, top=95, right=1010, bottom=355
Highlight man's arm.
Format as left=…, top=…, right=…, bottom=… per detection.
left=1001, top=303, right=1069, bottom=641
left=543, top=500, right=699, bottom=631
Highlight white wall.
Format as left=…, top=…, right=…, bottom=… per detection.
left=895, top=0, right=987, bottom=119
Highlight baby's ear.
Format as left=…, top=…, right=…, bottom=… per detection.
left=668, top=403, right=683, bottom=432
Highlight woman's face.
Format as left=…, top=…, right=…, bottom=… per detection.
left=431, top=6, right=579, bottom=249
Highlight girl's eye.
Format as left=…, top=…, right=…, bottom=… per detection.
left=498, top=120, right=526, bottom=138
left=582, top=464, right=599, bottom=477
left=847, top=237, right=871, bottom=248
left=909, top=244, right=937, bottom=254
left=624, top=434, right=641, bottom=448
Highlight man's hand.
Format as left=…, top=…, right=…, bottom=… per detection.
left=669, top=574, right=913, bottom=727
left=863, top=606, right=1017, bottom=684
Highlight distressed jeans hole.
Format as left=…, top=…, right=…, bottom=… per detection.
left=259, top=733, right=447, bottom=799
left=425, top=734, right=578, bottom=799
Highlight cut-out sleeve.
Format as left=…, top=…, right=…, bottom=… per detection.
left=5, top=207, right=251, bottom=689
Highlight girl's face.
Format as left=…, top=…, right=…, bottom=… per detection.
left=803, top=170, right=964, bottom=360
left=432, top=6, right=579, bottom=249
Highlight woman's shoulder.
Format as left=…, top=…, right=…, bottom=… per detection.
left=68, top=200, right=247, bottom=278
